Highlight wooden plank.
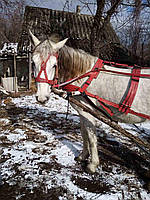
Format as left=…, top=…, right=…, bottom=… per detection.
left=13, top=53, right=17, bottom=92
left=0, top=56, right=28, bottom=61
left=2, top=77, right=18, bottom=92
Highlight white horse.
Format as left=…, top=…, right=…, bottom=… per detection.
left=29, top=30, right=150, bottom=173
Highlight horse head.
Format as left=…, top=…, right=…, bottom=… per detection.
left=29, top=30, right=68, bottom=104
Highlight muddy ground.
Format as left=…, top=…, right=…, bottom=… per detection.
left=0, top=92, right=150, bottom=200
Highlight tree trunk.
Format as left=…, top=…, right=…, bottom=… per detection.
left=90, top=0, right=123, bottom=58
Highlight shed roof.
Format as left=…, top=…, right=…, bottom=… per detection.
left=19, top=6, right=136, bottom=64
left=19, top=6, right=119, bottom=50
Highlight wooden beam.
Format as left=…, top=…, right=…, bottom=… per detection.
left=28, top=43, right=32, bottom=90
left=52, top=88, right=150, bottom=153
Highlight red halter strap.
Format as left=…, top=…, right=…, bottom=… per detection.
left=35, top=53, right=58, bottom=85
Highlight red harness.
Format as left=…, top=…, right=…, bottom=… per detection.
left=36, top=54, right=150, bottom=120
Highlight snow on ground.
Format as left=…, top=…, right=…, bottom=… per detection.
left=0, top=93, right=150, bottom=200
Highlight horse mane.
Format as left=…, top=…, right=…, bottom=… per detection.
left=58, top=45, right=97, bottom=81
left=35, top=34, right=97, bottom=81
left=48, top=33, right=97, bottom=81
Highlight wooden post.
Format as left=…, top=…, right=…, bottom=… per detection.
left=28, top=43, right=32, bottom=90
left=13, top=53, right=17, bottom=92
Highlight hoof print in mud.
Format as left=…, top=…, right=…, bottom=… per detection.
left=71, top=176, right=110, bottom=194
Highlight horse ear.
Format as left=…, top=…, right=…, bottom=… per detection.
left=51, top=38, right=68, bottom=51
left=28, top=29, right=40, bottom=47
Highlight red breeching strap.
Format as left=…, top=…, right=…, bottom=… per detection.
left=59, top=59, right=150, bottom=119
left=119, top=67, right=141, bottom=114
left=62, top=59, right=114, bottom=116
left=35, top=53, right=150, bottom=119
left=61, top=59, right=103, bottom=92
left=80, top=59, right=103, bottom=92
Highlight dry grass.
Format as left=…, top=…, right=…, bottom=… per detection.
left=3, top=98, right=13, bottom=105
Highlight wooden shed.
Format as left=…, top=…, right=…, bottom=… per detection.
left=19, top=6, right=135, bottom=65
left=0, top=43, right=29, bottom=92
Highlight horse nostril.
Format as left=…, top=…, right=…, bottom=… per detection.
left=46, top=96, right=49, bottom=101
left=36, top=96, right=38, bottom=101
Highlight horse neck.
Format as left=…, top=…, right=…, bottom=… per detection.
left=58, top=46, right=97, bottom=82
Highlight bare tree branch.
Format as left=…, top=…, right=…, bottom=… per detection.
left=104, top=0, right=123, bottom=23
left=0, top=0, right=26, bottom=46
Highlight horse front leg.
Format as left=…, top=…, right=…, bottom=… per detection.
left=80, top=114, right=99, bottom=173
left=75, top=115, right=90, bottom=162
left=70, top=100, right=99, bottom=173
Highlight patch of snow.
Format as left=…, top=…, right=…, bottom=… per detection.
left=0, top=94, right=150, bottom=199
left=7, top=132, right=26, bottom=142
left=0, top=43, right=18, bottom=54
left=0, top=118, right=11, bottom=125
left=51, top=144, right=76, bottom=166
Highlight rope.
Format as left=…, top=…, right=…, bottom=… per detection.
left=65, top=92, right=72, bottom=120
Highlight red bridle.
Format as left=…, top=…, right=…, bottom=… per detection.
left=35, top=53, right=58, bottom=86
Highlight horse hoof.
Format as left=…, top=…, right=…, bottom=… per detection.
left=143, top=170, right=150, bottom=192
left=74, top=153, right=89, bottom=162
left=147, top=182, right=150, bottom=192
left=144, top=170, right=150, bottom=179
left=85, top=163, right=97, bottom=174
left=74, top=156, right=82, bottom=162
